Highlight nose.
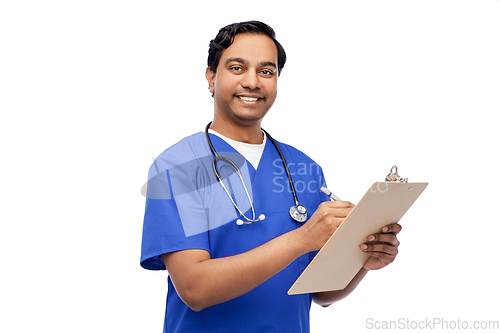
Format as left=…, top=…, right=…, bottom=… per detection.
left=240, top=71, right=261, bottom=90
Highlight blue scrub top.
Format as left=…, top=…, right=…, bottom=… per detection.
left=141, top=132, right=330, bottom=333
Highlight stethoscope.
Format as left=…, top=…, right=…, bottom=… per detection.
left=205, top=122, right=308, bottom=225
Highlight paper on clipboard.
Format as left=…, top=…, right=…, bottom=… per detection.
left=287, top=181, right=428, bottom=295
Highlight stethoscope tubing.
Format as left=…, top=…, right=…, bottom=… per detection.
left=261, top=128, right=300, bottom=206
left=205, top=122, right=306, bottom=223
left=206, top=122, right=300, bottom=204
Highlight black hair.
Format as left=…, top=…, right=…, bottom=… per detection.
left=207, top=21, right=287, bottom=76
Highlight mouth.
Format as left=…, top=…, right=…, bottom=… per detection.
left=236, top=95, right=263, bottom=102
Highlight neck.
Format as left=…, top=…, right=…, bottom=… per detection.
left=209, top=119, right=264, bottom=144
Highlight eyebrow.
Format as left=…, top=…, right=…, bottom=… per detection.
left=225, top=57, right=277, bottom=69
left=225, top=57, right=246, bottom=65
left=260, top=61, right=277, bottom=69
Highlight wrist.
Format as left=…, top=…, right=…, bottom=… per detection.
left=288, top=226, right=312, bottom=256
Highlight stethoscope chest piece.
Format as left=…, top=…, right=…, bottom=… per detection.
left=289, top=205, right=308, bottom=222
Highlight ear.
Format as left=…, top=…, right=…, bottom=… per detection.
left=205, top=67, right=216, bottom=95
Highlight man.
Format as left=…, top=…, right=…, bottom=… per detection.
left=141, top=21, right=401, bottom=332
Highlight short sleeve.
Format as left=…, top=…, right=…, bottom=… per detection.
left=140, top=195, right=210, bottom=270
left=140, top=144, right=212, bottom=270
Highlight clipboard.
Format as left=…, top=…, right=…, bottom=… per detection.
left=287, top=166, right=428, bottom=295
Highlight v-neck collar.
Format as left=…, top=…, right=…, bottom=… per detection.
left=208, top=132, right=273, bottom=183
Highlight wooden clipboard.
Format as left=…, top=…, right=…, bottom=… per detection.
left=288, top=180, right=428, bottom=295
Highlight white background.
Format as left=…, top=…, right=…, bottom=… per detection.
left=1, top=0, right=499, bottom=332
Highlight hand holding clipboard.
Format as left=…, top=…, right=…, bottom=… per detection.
left=288, top=166, right=428, bottom=295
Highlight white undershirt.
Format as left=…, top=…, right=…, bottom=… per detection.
left=208, top=129, right=266, bottom=170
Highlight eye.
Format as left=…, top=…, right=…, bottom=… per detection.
left=230, top=66, right=243, bottom=72
left=260, top=69, right=275, bottom=77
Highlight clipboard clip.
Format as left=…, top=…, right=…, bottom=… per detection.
left=385, top=165, right=408, bottom=183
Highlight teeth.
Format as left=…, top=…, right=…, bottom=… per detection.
left=238, top=96, right=259, bottom=102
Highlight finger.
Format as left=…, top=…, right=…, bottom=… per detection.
left=363, top=250, right=396, bottom=264
left=330, top=208, right=353, bottom=218
left=381, top=223, right=402, bottom=234
left=322, top=200, right=355, bottom=209
left=360, top=243, right=399, bottom=256
left=319, top=202, right=354, bottom=218
left=366, top=233, right=400, bottom=247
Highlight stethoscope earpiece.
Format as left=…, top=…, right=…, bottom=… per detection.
left=236, top=214, right=266, bottom=226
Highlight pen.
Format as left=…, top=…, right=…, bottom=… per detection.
left=320, top=186, right=342, bottom=201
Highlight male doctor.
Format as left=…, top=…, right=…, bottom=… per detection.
left=141, top=21, right=401, bottom=333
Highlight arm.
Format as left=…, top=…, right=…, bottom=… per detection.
left=312, top=223, right=403, bottom=307
left=313, top=267, right=369, bottom=307
left=162, top=200, right=354, bottom=311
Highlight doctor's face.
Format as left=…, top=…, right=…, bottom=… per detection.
left=206, top=33, right=278, bottom=127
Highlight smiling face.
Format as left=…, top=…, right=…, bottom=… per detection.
left=206, top=33, right=278, bottom=134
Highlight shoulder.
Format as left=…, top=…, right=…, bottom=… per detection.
left=157, top=132, right=207, bottom=162
left=148, top=132, right=209, bottom=174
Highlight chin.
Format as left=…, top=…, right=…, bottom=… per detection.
left=234, top=112, right=268, bottom=125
